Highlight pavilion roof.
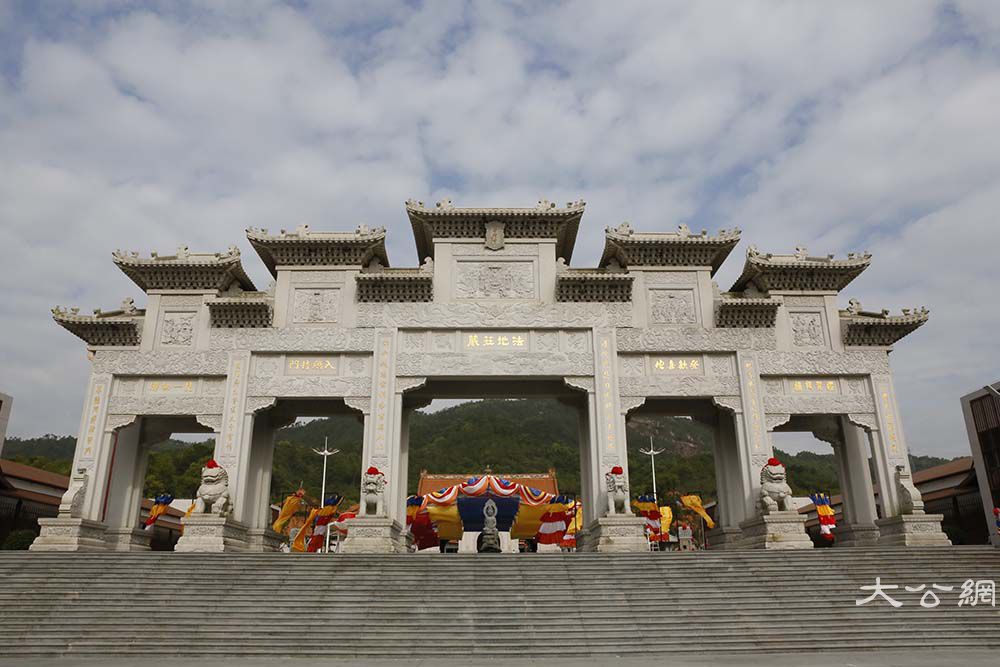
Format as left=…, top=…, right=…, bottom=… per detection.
left=52, top=298, right=144, bottom=346
left=112, top=246, right=255, bottom=292
left=730, top=245, right=871, bottom=293
left=840, top=300, right=929, bottom=346
left=405, top=198, right=585, bottom=262
left=715, top=293, right=781, bottom=328
left=599, top=223, right=740, bottom=274
left=246, top=224, right=389, bottom=277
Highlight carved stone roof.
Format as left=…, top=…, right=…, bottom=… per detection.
left=599, top=223, right=740, bottom=275
left=730, top=246, right=871, bottom=293
left=206, top=292, right=273, bottom=328
left=112, top=246, right=255, bottom=292
left=52, top=299, right=143, bottom=346
left=246, top=225, right=389, bottom=277
left=841, top=300, right=929, bottom=346
left=556, top=267, right=634, bottom=303
left=405, top=199, right=585, bottom=262
left=715, top=294, right=781, bottom=328
left=355, top=266, right=433, bottom=302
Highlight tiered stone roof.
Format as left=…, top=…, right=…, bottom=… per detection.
left=840, top=299, right=929, bottom=346
left=355, top=263, right=434, bottom=302
left=555, top=264, right=634, bottom=302
left=112, top=246, right=255, bottom=292
left=405, top=199, right=586, bottom=262
left=731, top=246, right=871, bottom=293
left=715, top=294, right=781, bottom=328
left=599, top=223, right=740, bottom=274
left=247, top=224, right=389, bottom=277
left=52, top=299, right=143, bottom=346
left=206, top=291, right=273, bottom=328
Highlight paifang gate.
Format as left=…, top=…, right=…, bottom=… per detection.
left=35, top=198, right=950, bottom=553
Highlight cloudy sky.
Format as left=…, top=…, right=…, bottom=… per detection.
left=1, top=1, right=998, bottom=457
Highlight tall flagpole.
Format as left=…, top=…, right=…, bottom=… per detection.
left=312, top=438, right=340, bottom=552
left=639, top=435, right=665, bottom=504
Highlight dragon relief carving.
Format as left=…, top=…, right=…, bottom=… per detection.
left=93, top=351, right=231, bottom=376
left=159, top=312, right=195, bottom=346
left=617, top=326, right=775, bottom=352
left=209, top=327, right=375, bottom=352
left=395, top=352, right=594, bottom=377
left=756, top=350, right=890, bottom=375
left=649, top=290, right=696, bottom=324
left=455, top=262, right=535, bottom=299
left=357, top=302, right=633, bottom=328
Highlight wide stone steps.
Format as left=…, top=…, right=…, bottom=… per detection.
left=2, top=547, right=998, bottom=657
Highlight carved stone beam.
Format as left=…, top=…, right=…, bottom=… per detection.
left=619, top=396, right=646, bottom=416
left=563, top=376, right=595, bottom=394
left=104, top=414, right=139, bottom=432
left=395, top=377, right=427, bottom=394
left=847, top=413, right=879, bottom=433
left=343, top=397, right=371, bottom=415
left=712, top=396, right=742, bottom=414
left=245, top=397, right=277, bottom=414
left=764, top=413, right=791, bottom=432
left=196, top=414, right=223, bottom=433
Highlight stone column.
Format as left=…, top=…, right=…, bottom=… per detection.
left=705, top=411, right=748, bottom=549
left=833, top=418, right=879, bottom=547
left=584, top=328, right=647, bottom=552
left=32, top=373, right=114, bottom=551
left=869, top=374, right=950, bottom=545
left=244, top=413, right=282, bottom=552
left=103, top=420, right=154, bottom=551
left=176, top=351, right=251, bottom=552
left=343, top=330, right=403, bottom=553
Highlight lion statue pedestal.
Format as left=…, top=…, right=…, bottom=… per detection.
left=175, top=460, right=248, bottom=552
left=739, top=457, right=813, bottom=550
left=874, top=466, right=951, bottom=546
left=30, top=468, right=110, bottom=552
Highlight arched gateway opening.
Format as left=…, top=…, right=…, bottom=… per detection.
left=35, top=199, right=950, bottom=553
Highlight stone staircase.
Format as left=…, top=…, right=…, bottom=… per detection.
left=1, top=547, right=998, bottom=658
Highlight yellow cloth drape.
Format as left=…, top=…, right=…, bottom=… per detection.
left=272, top=494, right=303, bottom=534
left=291, top=508, right=319, bottom=552
left=147, top=503, right=170, bottom=526
left=426, top=503, right=463, bottom=541
left=680, top=494, right=715, bottom=529
left=565, top=505, right=583, bottom=536
left=659, top=506, right=673, bottom=534
left=179, top=501, right=197, bottom=535
left=509, top=503, right=550, bottom=539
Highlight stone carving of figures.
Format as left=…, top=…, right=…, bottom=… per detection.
left=651, top=291, right=695, bottom=324
left=161, top=313, right=195, bottom=346
left=193, top=459, right=231, bottom=516
left=895, top=465, right=924, bottom=515
left=759, top=457, right=795, bottom=514
left=58, top=468, right=88, bottom=518
left=605, top=466, right=629, bottom=515
left=790, top=313, right=824, bottom=347
left=363, top=466, right=387, bottom=516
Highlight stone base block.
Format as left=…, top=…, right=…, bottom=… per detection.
left=587, top=515, right=649, bottom=553
left=836, top=523, right=881, bottom=548
left=105, top=527, right=152, bottom=551
left=30, top=518, right=108, bottom=552
left=175, top=515, right=248, bottom=552
left=246, top=528, right=284, bottom=552
left=740, top=511, right=814, bottom=550
left=705, top=526, right=744, bottom=550
left=341, top=516, right=404, bottom=554
left=574, top=528, right=592, bottom=552
left=876, top=513, right=952, bottom=547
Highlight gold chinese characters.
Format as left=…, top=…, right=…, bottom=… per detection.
left=651, top=357, right=701, bottom=372
left=791, top=379, right=839, bottom=393
left=465, top=333, right=526, bottom=348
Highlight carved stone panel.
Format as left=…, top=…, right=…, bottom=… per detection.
left=789, top=312, right=825, bottom=348
left=454, top=261, right=535, bottom=300
left=159, top=312, right=196, bottom=347
left=395, top=352, right=594, bottom=377
left=292, top=288, right=340, bottom=323
left=649, top=289, right=696, bottom=324
left=358, top=303, right=634, bottom=328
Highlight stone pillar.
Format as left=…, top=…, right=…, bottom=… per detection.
left=833, top=418, right=879, bottom=547
left=705, top=412, right=747, bottom=549
left=244, top=413, right=282, bottom=552
left=584, top=328, right=647, bottom=552
left=103, top=420, right=153, bottom=551
left=343, top=330, right=404, bottom=553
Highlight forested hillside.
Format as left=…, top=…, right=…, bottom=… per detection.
left=3, top=399, right=952, bottom=506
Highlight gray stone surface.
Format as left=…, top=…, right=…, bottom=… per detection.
left=876, top=513, right=952, bottom=546
left=740, top=511, right=814, bottom=550
left=29, top=518, right=107, bottom=552
left=340, top=516, right=404, bottom=553
left=586, top=515, right=649, bottom=552
left=174, top=516, right=248, bottom=552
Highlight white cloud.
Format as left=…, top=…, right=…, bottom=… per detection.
left=0, top=1, right=998, bottom=458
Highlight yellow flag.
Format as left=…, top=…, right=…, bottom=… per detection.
left=680, top=494, right=716, bottom=529
left=272, top=492, right=304, bottom=534
left=179, top=501, right=196, bottom=535
left=291, top=508, right=319, bottom=552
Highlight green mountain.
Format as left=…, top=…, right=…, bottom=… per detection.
left=3, top=400, right=953, bottom=507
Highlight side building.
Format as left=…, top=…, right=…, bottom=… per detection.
left=960, top=383, right=1000, bottom=546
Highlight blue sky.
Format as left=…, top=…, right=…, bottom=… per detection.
left=1, top=1, right=999, bottom=456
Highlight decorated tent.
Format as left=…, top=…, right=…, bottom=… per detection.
left=406, top=475, right=559, bottom=550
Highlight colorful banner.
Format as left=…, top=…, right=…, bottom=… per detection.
left=144, top=494, right=173, bottom=529
left=810, top=493, right=836, bottom=542
left=306, top=495, right=342, bottom=552
left=272, top=488, right=305, bottom=534
left=680, top=494, right=715, bottom=530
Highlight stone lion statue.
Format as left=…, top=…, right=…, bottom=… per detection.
left=759, top=457, right=795, bottom=514
left=193, top=459, right=230, bottom=516
left=362, top=466, right=387, bottom=516
left=605, top=466, right=629, bottom=515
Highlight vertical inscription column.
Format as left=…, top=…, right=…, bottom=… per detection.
left=870, top=372, right=908, bottom=517
left=216, top=351, right=250, bottom=523
left=594, top=328, right=630, bottom=509
left=78, top=373, right=112, bottom=521
left=362, top=330, right=397, bottom=515
left=737, top=352, right=772, bottom=509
